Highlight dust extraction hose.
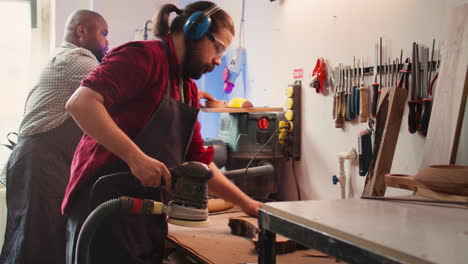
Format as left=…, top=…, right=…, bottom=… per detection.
left=75, top=197, right=164, bottom=264
left=223, top=163, right=274, bottom=179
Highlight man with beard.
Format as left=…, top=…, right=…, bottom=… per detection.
left=0, top=10, right=108, bottom=264
left=62, top=1, right=262, bottom=264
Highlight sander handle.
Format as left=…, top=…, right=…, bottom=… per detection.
left=88, top=161, right=212, bottom=212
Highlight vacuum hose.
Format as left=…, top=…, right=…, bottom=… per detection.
left=75, top=161, right=212, bottom=264
left=75, top=197, right=164, bottom=264
left=223, top=163, right=274, bottom=179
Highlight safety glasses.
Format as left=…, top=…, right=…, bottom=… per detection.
left=206, top=32, right=226, bottom=57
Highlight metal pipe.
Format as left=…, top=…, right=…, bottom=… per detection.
left=337, top=148, right=357, bottom=199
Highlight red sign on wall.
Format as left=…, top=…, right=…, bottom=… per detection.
left=293, top=68, right=304, bottom=79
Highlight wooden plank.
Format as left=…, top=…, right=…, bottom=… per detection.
left=422, top=3, right=468, bottom=167
left=167, top=209, right=337, bottom=264
left=384, top=174, right=468, bottom=203
left=200, top=107, right=284, bottom=113
left=228, top=216, right=301, bottom=254
left=416, top=188, right=468, bottom=203
left=362, top=195, right=468, bottom=207
left=363, top=90, right=390, bottom=195
left=363, top=86, right=408, bottom=196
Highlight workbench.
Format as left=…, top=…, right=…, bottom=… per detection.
left=167, top=207, right=337, bottom=264
left=258, top=199, right=468, bottom=264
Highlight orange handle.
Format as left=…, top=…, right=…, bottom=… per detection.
left=332, top=93, right=338, bottom=119
left=359, top=86, right=369, bottom=123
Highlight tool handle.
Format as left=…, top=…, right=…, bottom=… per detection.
left=359, top=86, right=369, bottom=123
left=332, top=93, right=338, bottom=119
left=415, top=101, right=422, bottom=130
left=353, top=86, right=360, bottom=117
left=408, top=100, right=422, bottom=134
left=347, top=91, right=354, bottom=120
left=420, top=98, right=432, bottom=136
left=358, top=130, right=372, bottom=176
left=336, top=93, right=345, bottom=128
left=342, top=93, right=348, bottom=119
left=335, top=111, right=344, bottom=128
left=371, top=83, right=379, bottom=118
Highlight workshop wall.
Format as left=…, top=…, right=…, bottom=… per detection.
left=92, top=0, right=175, bottom=48
left=211, top=0, right=468, bottom=200
left=54, top=0, right=92, bottom=47
left=54, top=0, right=180, bottom=48
left=50, top=0, right=468, bottom=201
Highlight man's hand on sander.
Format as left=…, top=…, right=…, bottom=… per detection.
left=128, top=153, right=171, bottom=191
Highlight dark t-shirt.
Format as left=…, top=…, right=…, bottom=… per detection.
left=62, top=35, right=214, bottom=214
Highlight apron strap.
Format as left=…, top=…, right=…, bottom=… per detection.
left=157, top=39, right=173, bottom=99
left=158, top=38, right=185, bottom=103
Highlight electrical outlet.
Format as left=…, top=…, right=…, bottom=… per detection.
left=279, top=80, right=301, bottom=160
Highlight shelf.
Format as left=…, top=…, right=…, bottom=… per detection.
left=200, top=107, right=284, bottom=113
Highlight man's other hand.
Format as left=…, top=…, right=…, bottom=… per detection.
left=198, top=90, right=216, bottom=108
left=240, top=199, right=263, bottom=217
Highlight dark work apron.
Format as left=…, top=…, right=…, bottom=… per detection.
left=65, top=41, right=200, bottom=264
left=0, top=118, right=83, bottom=264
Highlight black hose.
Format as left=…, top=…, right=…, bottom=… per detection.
left=75, top=197, right=157, bottom=264
left=75, top=198, right=121, bottom=264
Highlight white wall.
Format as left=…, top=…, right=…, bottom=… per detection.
left=93, top=0, right=180, bottom=49
left=213, top=0, right=468, bottom=200
left=53, top=0, right=172, bottom=49
left=48, top=0, right=468, bottom=202
left=54, top=0, right=93, bottom=47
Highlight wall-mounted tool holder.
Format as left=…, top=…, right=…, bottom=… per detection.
left=336, top=61, right=440, bottom=77
left=279, top=80, right=301, bottom=160
left=330, top=48, right=440, bottom=128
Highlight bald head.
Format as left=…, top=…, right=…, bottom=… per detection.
left=64, top=10, right=109, bottom=61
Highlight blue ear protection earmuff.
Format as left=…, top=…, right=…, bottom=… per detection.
left=183, top=5, right=221, bottom=40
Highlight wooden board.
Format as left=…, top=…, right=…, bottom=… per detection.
left=363, top=86, right=408, bottom=196
left=384, top=174, right=468, bottom=203
left=414, top=165, right=468, bottom=195
left=167, top=208, right=337, bottom=264
left=417, top=188, right=468, bottom=203
left=422, top=3, right=468, bottom=167
left=229, top=216, right=301, bottom=254
left=200, top=107, right=284, bottom=113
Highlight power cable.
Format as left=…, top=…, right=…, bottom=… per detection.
left=243, top=125, right=288, bottom=179
left=292, top=157, right=301, bottom=200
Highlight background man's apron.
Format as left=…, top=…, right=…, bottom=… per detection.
left=0, top=118, right=82, bottom=264
left=65, top=63, right=199, bottom=264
